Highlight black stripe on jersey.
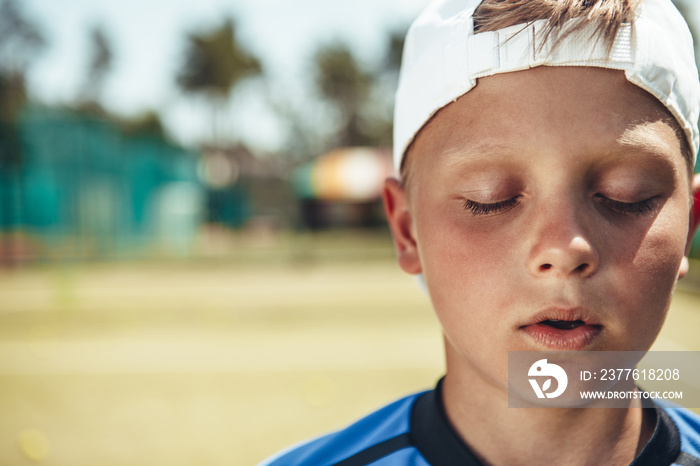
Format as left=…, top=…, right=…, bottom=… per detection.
left=631, top=406, right=681, bottom=466
left=675, top=451, right=700, bottom=466
left=410, top=382, right=486, bottom=465
left=329, top=433, right=413, bottom=466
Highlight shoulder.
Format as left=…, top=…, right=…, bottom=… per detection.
left=258, top=391, right=430, bottom=466
left=660, top=404, right=700, bottom=459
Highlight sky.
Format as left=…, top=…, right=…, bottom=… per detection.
left=21, top=0, right=432, bottom=153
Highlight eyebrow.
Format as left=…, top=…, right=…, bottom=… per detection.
left=439, top=140, right=522, bottom=172
left=611, top=125, right=683, bottom=174
left=617, top=124, right=681, bottom=157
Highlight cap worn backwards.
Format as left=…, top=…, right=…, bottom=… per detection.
left=393, top=0, right=700, bottom=174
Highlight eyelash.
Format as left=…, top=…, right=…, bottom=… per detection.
left=463, top=196, right=521, bottom=216
left=462, top=195, right=657, bottom=217
left=596, top=196, right=656, bottom=217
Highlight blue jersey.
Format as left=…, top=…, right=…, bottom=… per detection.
left=260, top=379, right=700, bottom=466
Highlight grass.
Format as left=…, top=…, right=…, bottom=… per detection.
left=0, top=232, right=698, bottom=465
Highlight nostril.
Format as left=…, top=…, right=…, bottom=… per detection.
left=540, top=264, right=552, bottom=271
left=576, top=263, right=589, bottom=273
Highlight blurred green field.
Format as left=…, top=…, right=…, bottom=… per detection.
left=0, top=233, right=699, bottom=465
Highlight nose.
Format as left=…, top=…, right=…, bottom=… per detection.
left=527, top=205, right=599, bottom=278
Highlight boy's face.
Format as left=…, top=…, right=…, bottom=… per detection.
left=385, top=67, right=700, bottom=388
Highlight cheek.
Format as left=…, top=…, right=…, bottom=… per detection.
left=618, top=201, right=688, bottom=284
left=414, top=205, right=519, bottom=322
left=603, top=207, right=688, bottom=345
left=419, top=212, right=498, bottom=274
left=633, top=224, right=685, bottom=275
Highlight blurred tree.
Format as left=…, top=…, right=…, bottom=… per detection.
left=365, top=27, right=407, bottom=147
left=0, top=0, right=45, bottom=76
left=385, top=28, right=406, bottom=73
left=0, top=0, right=45, bottom=159
left=0, top=0, right=45, bottom=262
left=176, top=18, right=261, bottom=143
left=266, top=92, right=325, bottom=168
left=79, top=25, right=113, bottom=109
left=311, top=28, right=406, bottom=151
left=119, top=110, right=166, bottom=139
left=313, top=42, right=374, bottom=148
left=0, top=73, right=26, bottom=137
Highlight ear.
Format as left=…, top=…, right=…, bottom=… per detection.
left=679, top=173, right=700, bottom=279
left=383, top=177, right=422, bottom=274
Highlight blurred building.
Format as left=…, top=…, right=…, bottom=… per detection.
left=0, top=106, right=204, bottom=260
left=198, top=145, right=295, bottom=231
left=292, top=147, right=393, bottom=229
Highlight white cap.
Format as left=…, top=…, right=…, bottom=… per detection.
left=393, top=0, right=700, bottom=173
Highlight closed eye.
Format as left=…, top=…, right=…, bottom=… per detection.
left=463, top=196, right=521, bottom=216
left=595, top=195, right=657, bottom=217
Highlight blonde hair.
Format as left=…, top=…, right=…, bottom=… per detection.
left=473, top=0, right=641, bottom=49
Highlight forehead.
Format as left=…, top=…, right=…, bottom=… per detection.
left=405, top=66, right=685, bottom=179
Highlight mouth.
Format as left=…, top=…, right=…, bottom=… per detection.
left=539, top=319, right=586, bottom=330
left=520, top=312, right=603, bottom=350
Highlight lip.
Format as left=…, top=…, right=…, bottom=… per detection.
left=519, top=308, right=603, bottom=350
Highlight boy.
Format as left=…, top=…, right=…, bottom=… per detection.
left=261, top=0, right=700, bottom=464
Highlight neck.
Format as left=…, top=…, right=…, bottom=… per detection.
left=442, top=349, right=655, bottom=466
